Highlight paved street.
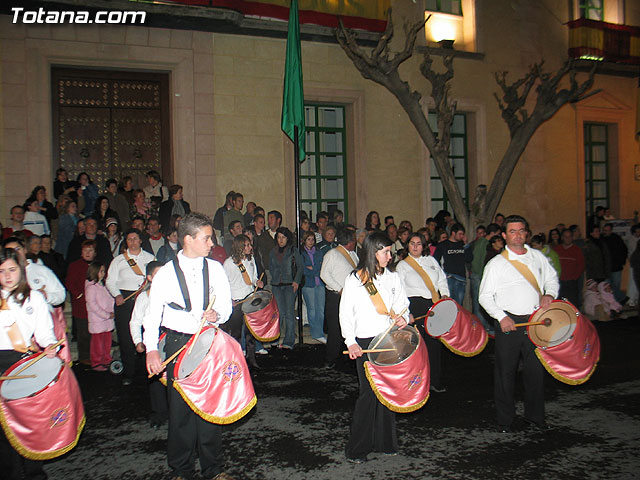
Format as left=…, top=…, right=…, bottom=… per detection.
left=43, top=315, right=640, bottom=480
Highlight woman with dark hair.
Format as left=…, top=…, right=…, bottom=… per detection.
left=300, top=230, right=326, bottom=343
left=76, top=172, right=99, bottom=217
left=396, top=232, right=449, bottom=392
left=365, top=211, right=381, bottom=232
left=92, top=195, right=119, bottom=232
left=105, top=218, right=123, bottom=257
left=0, top=247, right=58, bottom=479
left=269, top=226, right=303, bottom=349
left=547, top=228, right=561, bottom=248
left=53, top=167, right=78, bottom=202
left=130, top=189, right=151, bottom=220
left=434, top=210, right=452, bottom=231
left=223, top=234, right=264, bottom=368
left=27, top=185, right=58, bottom=227
left=105, top=228, right=155, bottom=385
left=23, top=198, right=50, bottom=236
left=159, top=184, right=191, bottom=230
left=340, top=232, right=410, bottom=463
left=156, top=226, right=181, bottom=265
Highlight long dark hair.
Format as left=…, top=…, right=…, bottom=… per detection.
left=231, top=234, right=250, bottom=263
left=355, top=231, right=393, bottom=282
left=0, top=247, right=31, bottom=305
left=275, top=227, right=293, bottom=253
left=365, top=211, right=381, bottom=231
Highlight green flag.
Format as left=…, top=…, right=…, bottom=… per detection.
left=281, top=0, right=305, bottom=161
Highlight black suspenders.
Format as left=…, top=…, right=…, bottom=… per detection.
left=167, top=258, right=210, bottom=312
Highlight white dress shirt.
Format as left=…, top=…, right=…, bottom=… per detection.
left=0, top=290, right=56, bottom=350
left=106, top=249, right=155, bottom=296
left=223, top=256, right=258, bottom=300
left=320, top=245, right=359, bottom=293
left=130, top=289, right=150, bottom=345
left=396, top=255, right=450, bottom=299
left=143, top=252, right=232, bottom=352
left=26, top=261, right=66, bottom=307
left=339, top=269, right=410, bottom=348
left=479, top=245, right=559, bottom=322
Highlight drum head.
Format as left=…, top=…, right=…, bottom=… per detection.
left=367, top=325, right=420, bottom=366
left=426, top=299, right=458, bottom=337
left=528, top=301, right=578, bottom=348
left=241, top=291, right=272, bottom=315
left=1, top=356, right=63, bottom=400
left=177, top=328, right=217, bottom=379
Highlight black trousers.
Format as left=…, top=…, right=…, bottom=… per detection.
left=559, top=279, right=580, bottom=308
left=494, top=313, right=545, bottom=427
left=73, top=316, right=90, bottom=363
left=324, top=289, right=342, bottom=364
left=165, top=330, right=223, bottom=478
left=114, top=290, right=137, bottom=380
left=345, top=337, right=397, bottom=460
left=0, top=350, right=47, bottom=480
left=408, top=297, right=443, bottom=389
left=221, top=303, right=257, bottom=368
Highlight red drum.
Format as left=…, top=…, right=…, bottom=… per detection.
left=527, top=300, right=600, bottom=385
left=241, top=291, right=280, bottom=342
left=158, top=332, right=167, bottom=387
left=364, top=325, right=430, bottom=413
left=0, top=355, right=85, bottom=460
left=173, top=326, right=256, bottom=424
left=426, top=298, right=488, bottom=357
left=52, top=306, right=72, bottom=366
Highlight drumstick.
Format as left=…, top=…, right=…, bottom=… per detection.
left=123, top=282, right=149, bottom=303
left=514, top=318, right=552, bottom=328
left=0, top=374, right=36, bottom=381
left=12, top=338, right=65, bottom=376
left=342, top=348, right=396, bottom=355
left=147, top=345, right=187, bottom=378
left=412, top=311, right=436, bottom=322
left=187, top=295, right=216, bottom=355
left=253, top=272, right=264, bottom=293
left=370, top=306, right=409, bottom=351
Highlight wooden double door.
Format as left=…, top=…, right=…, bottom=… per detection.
left=52, top=67, right=171, bottom=191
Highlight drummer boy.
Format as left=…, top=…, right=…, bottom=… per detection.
left=479, top=215, right=558, bottom=433
left=143, top=213, right=233, bottom=480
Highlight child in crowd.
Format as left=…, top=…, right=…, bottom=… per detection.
left=85, top=261, right=115, bottom=371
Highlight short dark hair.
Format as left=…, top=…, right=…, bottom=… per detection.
left=232, top=192, right=244, bottom=202
left=228, top=220, right=242, bottom=232
left=275, top=226, right=293, bottom=246
left=268, top=210, right=282, bottom=222
left=146, top=261, right=162, bottom=276
left=631, top=224, right=640, bottom=235
left=3, top=236, right=25, bottom=249
left=106, top=178, right=118, bottom=188
left=317, top=211, right=329, bottom=222
left=253, top=213, right=265, bottom=222
left=450, top=223, right=465, bottom=234
left=486, top=223, right=502, bottom=235
left=503, top=215, right=529, bottom=231
left=168, top=184, right=183, bottom=197
left=336, top=226, right=356, bottom=246
left=407, top=232, right=429, bottom=256
left=146, top=170, right=161, bottom=182
left=10, top=205, right=24, bottom=214
left=178, top=212, right=212, bottom=243
left=124, top=228, right=143, bottom=244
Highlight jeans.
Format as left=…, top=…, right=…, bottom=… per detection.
left=609, top=270, right=626, bottom=303
left=272, top=285, right=296, bottom=348
left=302, top=284, right=325, bottom=340
left=447, top=273, right=466, bottom=305
left=470, top=272, right=493, bottom=334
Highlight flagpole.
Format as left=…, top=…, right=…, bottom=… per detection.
left=294, top=125, right=303, bottom=347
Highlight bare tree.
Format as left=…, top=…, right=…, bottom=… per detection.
left=336, top=10, right=597, bottom=231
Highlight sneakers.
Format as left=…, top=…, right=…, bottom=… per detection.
left=256, top=349, right=269, bottom=355
left=346, top=456, right=367, bottom=464
left=430, top=385, right=447, bottom=393
left=122, top=378, right=133, bottom=386
left=313, top=337, right=327, bottom=344
left=92, top=365, right=107, bottom=372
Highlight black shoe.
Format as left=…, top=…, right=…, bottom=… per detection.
left=346, top=456, right=366, bottom=464
left=430, top=385, right=447, bottom=393
left=324, top=362, right=336, bottom=370
left=497, top=424, right=512, bottom=433
left=523, top=417, right=550, bottom=431
left=122, top=378, right=133, bottom=386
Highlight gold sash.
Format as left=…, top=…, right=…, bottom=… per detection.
left=336, top=245, right=357, bottom=268
left=404, top=256, right=440, bottom=302
left=235, top=261, right=252, bottom=286
left=357, top=269, right=389, bottom=316
left=500, top=249, right=542, bottom=297
left=2, top=298, right=31, bottom=353
left=123, top=250, right=145, bottom=277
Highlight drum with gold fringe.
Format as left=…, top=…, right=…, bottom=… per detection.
left=363, top=325, right=430, bottom=413
left=426, top=298, right=488, bottom=357
left=241, top=291, right=280, bottom=342
left=173, top=326, right=256, bottom=424
left=527, top=300, right=600, bottom=385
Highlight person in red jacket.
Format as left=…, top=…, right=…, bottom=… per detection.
left=65, top=239, right=96, bottom=365
left=553, top=229, right=585, bottom=307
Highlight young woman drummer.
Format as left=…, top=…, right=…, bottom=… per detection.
left=0, top=247, right=58, bottom=479
left=340, top=232, right=410, bottom=463
left=396, top=232, right=450, bottom=392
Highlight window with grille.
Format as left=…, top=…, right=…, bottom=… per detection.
left=579, top=0, right=604, bottom=20
left=301, top=104, right=347, bottom=223
left=425, top=0, right=462, bottom=15
left=584, top=123, right=609, bottom=217
left=428, top=112, right=468, bottom=215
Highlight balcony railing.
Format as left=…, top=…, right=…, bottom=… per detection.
left=567, top=18, right=640, bottom=64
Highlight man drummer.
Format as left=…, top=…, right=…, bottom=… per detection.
left=479, top=215, right=559, bottom=432
left=144, top=212, right=233, bottom=480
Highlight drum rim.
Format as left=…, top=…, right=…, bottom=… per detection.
left=367, top=325, right=421, bottom=367
left=241, top=290, right=273, bottom=314
left=426, top=298, right=458, bottom=337
left=0, top=355, right=64, bottom=401
left=175, top=326, right=217, bottom=380
left=528, top=300, right=579, bottom=348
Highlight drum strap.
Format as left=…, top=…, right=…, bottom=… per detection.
left=168, top=258, right=210, bottom=312
left=123, top=250, right=145, bottom=277
left=5, top=322, right=29, bottom=353
left=357, top=269, right=389, bottom=316
left=404, top=256, right=440, bottom=302
left=336, top=245, right=356, bottom=268
left=500, top=250, right=542, bottom=298
left=235, top=261, right=252, bottom=286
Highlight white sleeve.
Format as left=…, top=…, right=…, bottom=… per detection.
left=30, top=292, right=57, bottom=348
left=540, top=251, right=560, bottom=298
left=479, top=259, right=507, bottom=322
left=320, top=252, right=342, bottom=292
left=339, top=274, right=358, bottom=347
left=143, top=267, right=168, bottom=351
left=431, top=259, right=450, bottom=296
left=40, top=265, right=66, bottom=306
left=390, top=273, right=410, bottom=320
left=210, top=260, right=233, bottom=325
left=106, top=257, right=122, bottom=297
left=130, top=295, right=146, bottom=345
